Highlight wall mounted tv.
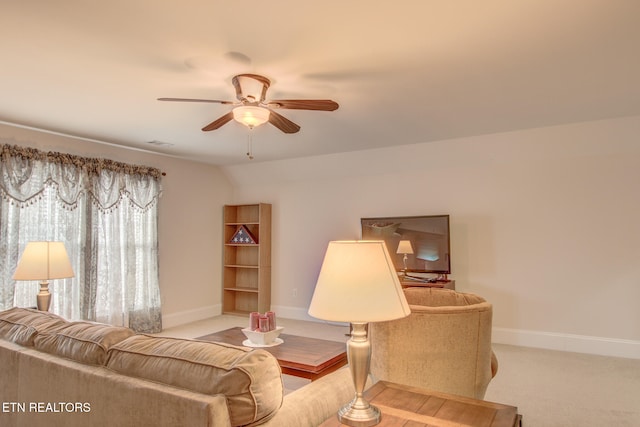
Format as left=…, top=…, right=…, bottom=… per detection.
left=361, top=215, right=451, bottom=274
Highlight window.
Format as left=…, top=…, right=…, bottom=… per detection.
left=0, top=143, right=163, bottom=332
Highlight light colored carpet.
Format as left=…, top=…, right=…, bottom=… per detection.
left=157, top=315, right=640, bottom=426
left=484, top=343, right=640, bottom=427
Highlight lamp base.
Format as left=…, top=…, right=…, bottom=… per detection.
left=36, top=281, right=51, bottom=311
left=338, top=400, right=381, bottom=427
left=338, top=322, right=381, bottom=427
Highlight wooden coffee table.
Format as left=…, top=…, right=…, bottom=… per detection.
left=319, top=380, right=522, bottom=427
left=196, top=327, right=348, bottom=381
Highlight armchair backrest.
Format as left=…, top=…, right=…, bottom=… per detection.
left=369, top=287, right=495, bottom=399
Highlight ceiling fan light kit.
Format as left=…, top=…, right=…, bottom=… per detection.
left=233, top=105, right=270, bottom=129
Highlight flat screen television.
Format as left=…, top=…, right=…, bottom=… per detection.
left=361, top=215, right=451, bottom=275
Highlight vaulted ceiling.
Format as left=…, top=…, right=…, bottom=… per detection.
left=2, top=1, right=639, bottom=165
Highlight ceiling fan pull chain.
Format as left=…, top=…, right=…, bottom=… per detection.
left=246, top=131, right=254, bottom=160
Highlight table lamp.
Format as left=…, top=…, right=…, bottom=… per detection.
left=396, top=240, right=413, bottom=275
left=13, top=241, right=75, bottom=311
left=308, top=240, right=410, bottom=427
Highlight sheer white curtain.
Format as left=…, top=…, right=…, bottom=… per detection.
left=0, top=143, right=163, bottom=332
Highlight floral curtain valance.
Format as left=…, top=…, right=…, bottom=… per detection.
left=0, top=144, right=162, bottom=211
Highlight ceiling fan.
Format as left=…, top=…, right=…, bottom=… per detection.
left=158, top=73, right=339, bottom=134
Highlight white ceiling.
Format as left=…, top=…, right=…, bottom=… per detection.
left=1, top=1, right=639, bottom=165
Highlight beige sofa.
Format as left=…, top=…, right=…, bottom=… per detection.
left=0, top=307, right=354, bottom=427
left=370, top=287, right=498, bottom=399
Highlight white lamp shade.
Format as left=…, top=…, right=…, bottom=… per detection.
left=308, top=240, right=410, bottom=323
left=13, top=241, right=75, bottom=281
left=233, top=106, right=270, bottom=128
left=396, top=240, right=414, bottom=254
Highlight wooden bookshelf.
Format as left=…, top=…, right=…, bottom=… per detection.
left=222, top=203, right=271, bottom=315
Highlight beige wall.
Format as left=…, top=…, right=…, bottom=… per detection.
left=4, top=115, right=640, bottom=358
left=222, top=115, right=640, bottom=358
left=0, top=123, right=232, bottom=327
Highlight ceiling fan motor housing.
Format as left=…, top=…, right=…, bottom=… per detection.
left=233, top=74, right=270, bottom=103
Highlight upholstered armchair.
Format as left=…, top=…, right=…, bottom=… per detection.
left=369, top=287, right=498, bottom=399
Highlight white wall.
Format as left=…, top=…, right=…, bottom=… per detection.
left=0, top=123, right=233, bottom=327
left=222, top=115, right=640, bottom=358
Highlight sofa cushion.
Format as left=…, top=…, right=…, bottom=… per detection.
left=106, top=334, right=283, bottom=426
left=34, top=321, right=135, bottom=366
left=0, top=307, right=68, bottom=346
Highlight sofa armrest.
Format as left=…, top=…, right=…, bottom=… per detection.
left=259, top=368, right=354, bottom=427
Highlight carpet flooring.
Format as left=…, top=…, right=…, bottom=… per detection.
left=156, top=315, right=640, bottom=427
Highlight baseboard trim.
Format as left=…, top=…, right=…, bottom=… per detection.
left=270, top=305, right=319, bottom=323
left=162, top=305, right=640, bottom=359
left=162, top=304, right=221, bottom=329
left=276, top=310, right=640, bottom=359
left=492, top=327, right=640, bottom=359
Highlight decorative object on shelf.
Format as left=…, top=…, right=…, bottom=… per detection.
left=308, top=240, right=410, bottom=427
left=229, top=225, right=258, bottom=244
left=13, top=241, right=75, bottom=311
left=396, top=240, right=413, bottom=276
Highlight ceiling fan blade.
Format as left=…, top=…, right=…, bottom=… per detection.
left=266, top=99, right=339, bottom=111
left=158, top=97, right=234, bottom=104
left=202, top=112, right=234, bottom=131
left=268, top=110, right=301, bottom=134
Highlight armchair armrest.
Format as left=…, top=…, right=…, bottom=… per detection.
left=491, top=350, right=499, bottom=378
left=260, top=368, right=354, bottom=427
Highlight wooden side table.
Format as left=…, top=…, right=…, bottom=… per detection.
left=320, top=380, right=521, bottom=427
